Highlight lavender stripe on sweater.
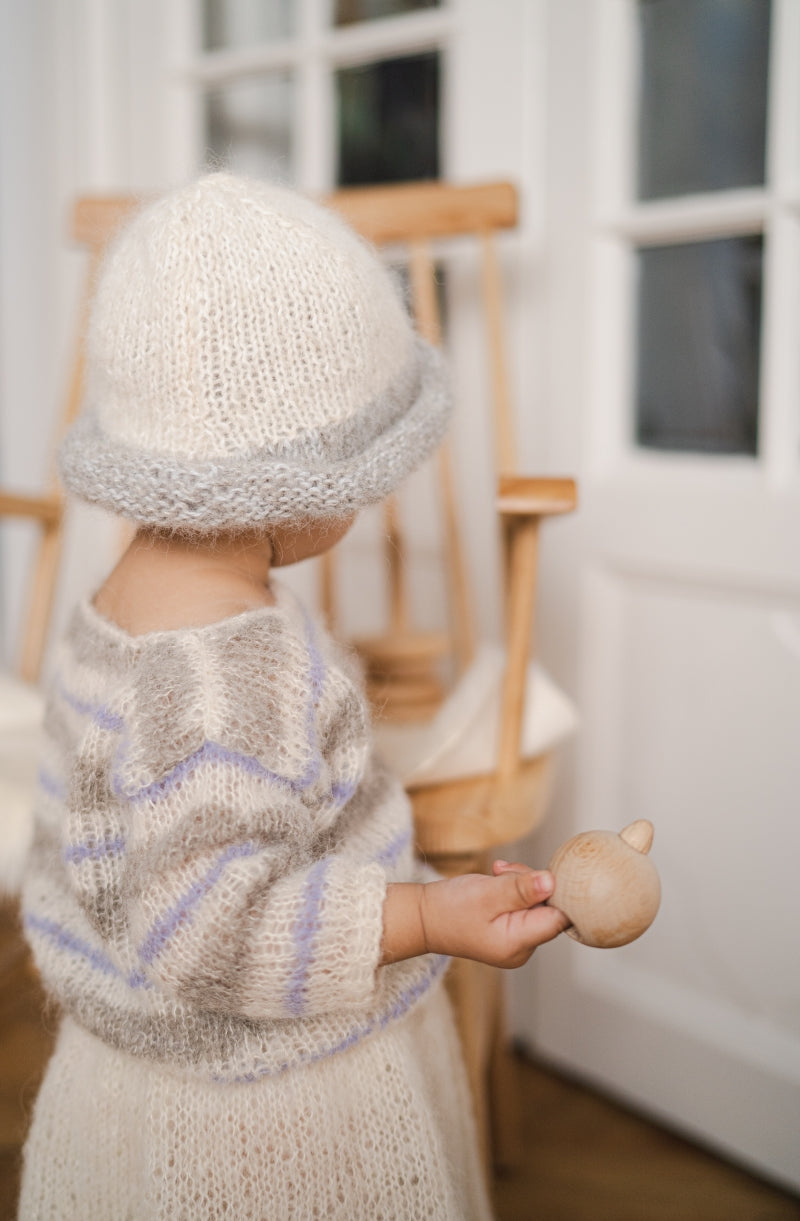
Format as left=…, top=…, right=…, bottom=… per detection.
left=138, top=841, right=261, bottom=967
left=25, top=913, right=150, bottom=990
left=285, top=857, right=331, bottom=1016
left=63, top=835, right=126, bottom=864
left=56, top=681, right=124, bottom=732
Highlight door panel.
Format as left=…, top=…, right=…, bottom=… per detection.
left=516, top=0, right=800, bottom=1192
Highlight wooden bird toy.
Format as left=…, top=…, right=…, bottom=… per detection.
left=547, top=820, right=661, bottom=948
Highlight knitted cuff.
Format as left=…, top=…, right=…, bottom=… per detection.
left=59, top=339, right=451, bottom=532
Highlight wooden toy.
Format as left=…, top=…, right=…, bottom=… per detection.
left=547, top=819, right=661, bottom=948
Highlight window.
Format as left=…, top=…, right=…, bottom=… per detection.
left=593, top=0, right=800, bottom=470
left=189, top=0, right=449, bottom=190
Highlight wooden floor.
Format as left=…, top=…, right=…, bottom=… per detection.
left=493, top=1054, right=800, bottom=1221
left=2, top=899, right=798, bottom=1221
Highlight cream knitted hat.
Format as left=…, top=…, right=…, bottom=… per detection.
left=59, top=173, right=450, bottom=532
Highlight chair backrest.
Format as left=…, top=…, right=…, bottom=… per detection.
left=329, top=181, right=518, bottom=465
left=326, top=183, right=576, bottom=841
left=322, top=181, right=524, bottom=722
left=0, top=197, right=135, bottom=683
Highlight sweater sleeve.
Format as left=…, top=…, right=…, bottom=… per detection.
left=76, top=610, right=395, bottom=1020
left=126, top=812, right=389, bottom=1020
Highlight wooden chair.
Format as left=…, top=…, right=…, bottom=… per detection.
left=0, top=183, right=578, bottom=1173
left=0, top=198, right=124, bottom=686
left=321, top=182, right=577, bottom=1170
left=0, top=202, right=122, bottom=895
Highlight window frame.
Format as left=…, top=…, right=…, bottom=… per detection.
left=168, top=0, right=455, bottom=192
left=586, top=0, right=800, bottom=486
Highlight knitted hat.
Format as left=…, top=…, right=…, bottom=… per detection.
left=59, top=173, right=451, bottom=532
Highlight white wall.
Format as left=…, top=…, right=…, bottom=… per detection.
left=0, top=1, right=63, bottom=663
left=0, top=1, right=183, bottom=674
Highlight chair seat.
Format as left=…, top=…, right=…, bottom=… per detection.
left=0, top=674, right=44, bottom=895
left=410, top=751, right=558, bottom=858
left=373, top=642, right=578, bottom=788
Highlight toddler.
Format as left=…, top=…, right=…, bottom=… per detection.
left=19, top=174, right=567, bottom=1220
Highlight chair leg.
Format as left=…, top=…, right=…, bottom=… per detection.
left=488, top=977, right=524, bottom=1172
left=425, top=848, right=524, bottom=1182
left=444, top=954, right=495, bottom=1175
left=19, top=518, right=63, bottom=684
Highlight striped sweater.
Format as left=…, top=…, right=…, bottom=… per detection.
left=22, top=585, right=447, bottom=1083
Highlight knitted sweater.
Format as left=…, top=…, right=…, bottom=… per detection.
left=22, top=586, right=448, bottom=1083
left=20, top=588, right=493, bottom=1219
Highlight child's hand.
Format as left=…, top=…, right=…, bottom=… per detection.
left=422, top=865, right=570, bottom=968
left=381, top=866, right=570, bottom=968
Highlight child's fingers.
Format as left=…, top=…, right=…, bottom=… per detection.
left=498, top=867, right=555, bottom=910
left=492, top=858, right=534, bottom=876
left=496, top=899, right=571, bottom=966
left=517, top=901, right=572, bottom=944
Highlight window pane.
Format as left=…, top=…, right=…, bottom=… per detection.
left=635, top=237, right=762, bottom=454
left=335, top=0, right=439, bottom=24
left=202, top=0, right=294, bottom=51
left=637, top=0, right=771, bottom=200
left=336, top=52, right=439, bottom=186
left=205, top=74, right=294, bottom=179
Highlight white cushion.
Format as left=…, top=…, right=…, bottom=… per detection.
left=0, top=671, right=45, bottom=730
left=374, top=643, right=578, bottom=788
left=0, top=673, right=44, bottom=894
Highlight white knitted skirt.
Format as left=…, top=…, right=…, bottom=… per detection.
left=20, top=986, right=493, bottom=1221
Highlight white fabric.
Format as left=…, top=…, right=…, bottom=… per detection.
left=375, top=643, right=578, bottom=787
left=0, top=672, right=44, bottom=729
left=21, top=992, right=491, bottom=1221
left=87, top=176, right=416, bottom=458
left=0, top=673, right=43, bottom=893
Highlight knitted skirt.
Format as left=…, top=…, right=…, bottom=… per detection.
left=19, top=985, right=493, bottom=1221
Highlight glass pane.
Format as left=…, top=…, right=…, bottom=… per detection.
left=336, top=52, right=439, bottom=186
left=335, top=0, right=439, bottom=24
left=205, top=73, right=294, bottom=179
left=202, top=0, right=294, bottom=51
left=635, top=237, right=762, bottom=454
left=637, top=0, right=771, bottom=200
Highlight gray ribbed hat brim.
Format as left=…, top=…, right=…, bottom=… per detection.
left=59, top=339, right=451, bottom=532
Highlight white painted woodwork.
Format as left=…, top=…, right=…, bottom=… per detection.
left=514, top=0, right=800, bottom=1195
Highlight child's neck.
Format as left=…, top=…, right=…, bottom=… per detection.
left=93, top=529, right=276, bottom=637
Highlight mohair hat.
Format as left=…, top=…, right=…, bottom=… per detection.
left=59, top=173, right=451, bottom=532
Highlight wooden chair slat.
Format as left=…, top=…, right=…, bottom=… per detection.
left=495, top=515, right=540, bottom=786
left=72, top=196, right=139, bottom=251
left=384, top=494, right=410, bottom=635
left=0, top=493, right=61, bottom=524
left=328, top=180, right=518, bottom=245
left=18, top=524, right=62, bottom=685
left=71, top=181, right=520, bottom=252
left=436, top=443, right=476, bottom=675
left=497, top=476, right=578, bottom=517
left=408, top=239, right=442, bottom=345
left=480, top=231, right=516, bottom=477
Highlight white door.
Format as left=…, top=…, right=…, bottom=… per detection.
left=514, top=0, right=800, bottom=1194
